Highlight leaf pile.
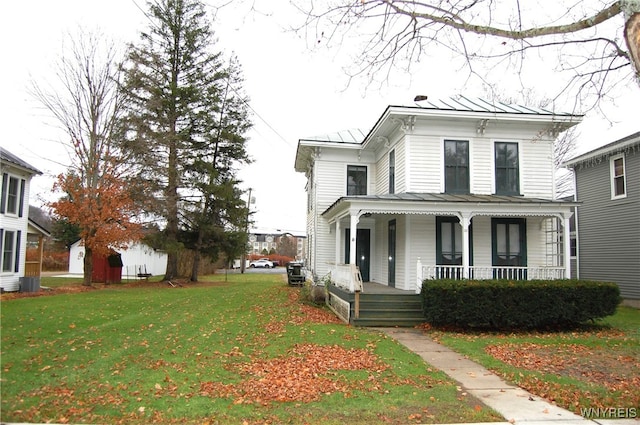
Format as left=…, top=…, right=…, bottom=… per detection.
left=285, top=286, right=343, bottom=325
left=200, top=343, right=389, bottom=404
left=485, top=342, right=640, bottom=410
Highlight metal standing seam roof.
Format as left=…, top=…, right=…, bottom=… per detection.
left=299, top=128, right=367, bottom=144
left=299, top=96, right=582, bottom=146
left=322, top=192, right=579, bottom=216
left=0, top=147, right=42, bottom=175
left=412, top=95, right=579, bottom=117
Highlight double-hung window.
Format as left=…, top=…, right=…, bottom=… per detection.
left=1, top=173, right=25, bottom=216
left=610, top=154, right=626, bottom=199
left=444, top=140, right=469, bottom=194
left=1, top=230, right=20, bottom=273
left=347, top=165, right=367, bottom=195
left=495, top=142, right=520, bottom=195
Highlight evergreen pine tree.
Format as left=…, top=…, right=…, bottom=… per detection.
left=121, top=0, right=251, bottom=280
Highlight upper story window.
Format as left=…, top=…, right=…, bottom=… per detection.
left=347, top=165, right=367, bottom=195
left=444, top=140, right=469, bottom=194
left=610, top=154, right=626, bottom=199
left=494, top=142, right=520, bottom=195
left=1, top=173, right=24, bottom=216
left=388, top=150, right=395, bottom=194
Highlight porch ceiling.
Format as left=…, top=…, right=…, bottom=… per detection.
left=321, top=192, right=579, bottom=222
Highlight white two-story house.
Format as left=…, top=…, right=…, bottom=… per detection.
left=294, top=97, right=582, bottom=302
left=1, top=147, right=43, bottom=292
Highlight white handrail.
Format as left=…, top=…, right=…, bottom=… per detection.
left=328, top=263, right=363, bottom=293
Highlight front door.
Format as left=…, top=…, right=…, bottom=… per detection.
left=388, top=220, right=396, bottom=287
left=345, top=228, right=370, bottom=282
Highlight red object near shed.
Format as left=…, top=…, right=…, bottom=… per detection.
left=91, top=252, right=123, bottom=284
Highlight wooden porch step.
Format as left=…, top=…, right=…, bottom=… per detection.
left=352, top=317, right=426, bottom=327
left=327, top=284, right=426, bottom=327
left=351, top=293, right=425, bottom=327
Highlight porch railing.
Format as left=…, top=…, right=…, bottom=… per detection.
left=24, top=261, right=42, bottom=277
left=416, top=262, right=566, bottom=293
left=327, top=263, right=363, bottom=293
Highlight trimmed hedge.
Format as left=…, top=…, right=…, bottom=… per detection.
left=421, top=279, right=621, bottom=329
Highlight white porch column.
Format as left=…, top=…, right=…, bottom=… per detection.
left=461, top=214, right=471, bottom=279
left=335, top=220, right=342, bottom=264
left=416, top=257, right=423, bottom=294
left=563, top=213, right=572, bottom=279
left=349, top=213, right=359, bottom=265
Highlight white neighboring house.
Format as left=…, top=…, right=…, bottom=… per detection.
left=1, top=147, right=44, bottom=292
left=294, top=96, right=583, bottom=296
left=69, top=241, right=168, bottom=278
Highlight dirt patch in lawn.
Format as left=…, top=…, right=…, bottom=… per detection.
left=485, top=342, right=640, bottom=410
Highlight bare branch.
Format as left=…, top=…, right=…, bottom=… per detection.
left=296, top=0, right=638, bottom=111
left=380, top=0, right=622, bottom=40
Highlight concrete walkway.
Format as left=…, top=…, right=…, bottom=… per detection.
left=378, top=328, right=639, bottom=425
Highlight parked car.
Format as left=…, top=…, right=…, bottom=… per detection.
left=249, top=259, right=274, bottom=268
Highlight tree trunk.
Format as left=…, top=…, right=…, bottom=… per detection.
left=625, top=10, right=640, bottom=80
left=83, top=246, right=93, bottom=287
left=163, top=132, right=180, bottom=281
left=190, top=228, right=203, bottom=282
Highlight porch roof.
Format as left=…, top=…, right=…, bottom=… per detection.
left=322, top=192, right=579, bottom=222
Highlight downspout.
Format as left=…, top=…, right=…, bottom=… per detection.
left=563, top=213, right=572, bottom=279
left=313, top=168, right=318, bottom=278
left=572, top=170, right=580, bottom=279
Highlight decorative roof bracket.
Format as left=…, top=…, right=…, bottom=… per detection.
left=376, top=136, right=390, bottom=147
left=391, top=115, right=416, bottom=133
left=548, top=122, right=565, bottom=139
left=476, top=119, right=488, bottom=135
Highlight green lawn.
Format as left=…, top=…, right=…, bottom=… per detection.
left=1, top=274, right=500, bottom=424
left=426, top=306, right=640, bottom=415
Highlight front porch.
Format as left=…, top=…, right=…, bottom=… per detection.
left=325, top=262, right=569, bottom=327
left=318, top=193, right=577, bottom=326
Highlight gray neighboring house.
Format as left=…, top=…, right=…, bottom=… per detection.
left=565, top=131, right=640, bottom=306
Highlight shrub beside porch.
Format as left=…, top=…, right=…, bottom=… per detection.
left=420, top=279, right=621, bottom=329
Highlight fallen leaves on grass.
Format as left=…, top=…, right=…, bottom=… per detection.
left=200, top=343, right=389, bottom=404
left=286, top=287, right=343, bottom=325
left=485, top=342, right=640, bottom=411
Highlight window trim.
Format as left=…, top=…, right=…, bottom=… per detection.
left=443, top=139, right=470, bottom=194
left=493, top=141, right=521, bottom=196
left=610, top=154, right=627, bottom=200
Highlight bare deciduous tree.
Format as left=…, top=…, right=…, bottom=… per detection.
left=298, top=0, right=640, bottom=111
left=31, top=29, right=142, bottom=285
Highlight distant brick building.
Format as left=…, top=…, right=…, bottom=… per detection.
left=248, top=229, right=306, bottom=260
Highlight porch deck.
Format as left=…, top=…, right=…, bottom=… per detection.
left=362, top=281, right=416, bottom=294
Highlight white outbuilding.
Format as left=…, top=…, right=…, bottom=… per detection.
left=68, top=240, right=167, bottom=279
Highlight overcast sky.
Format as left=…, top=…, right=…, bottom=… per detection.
left=2, top=1, right=638, bottom=234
